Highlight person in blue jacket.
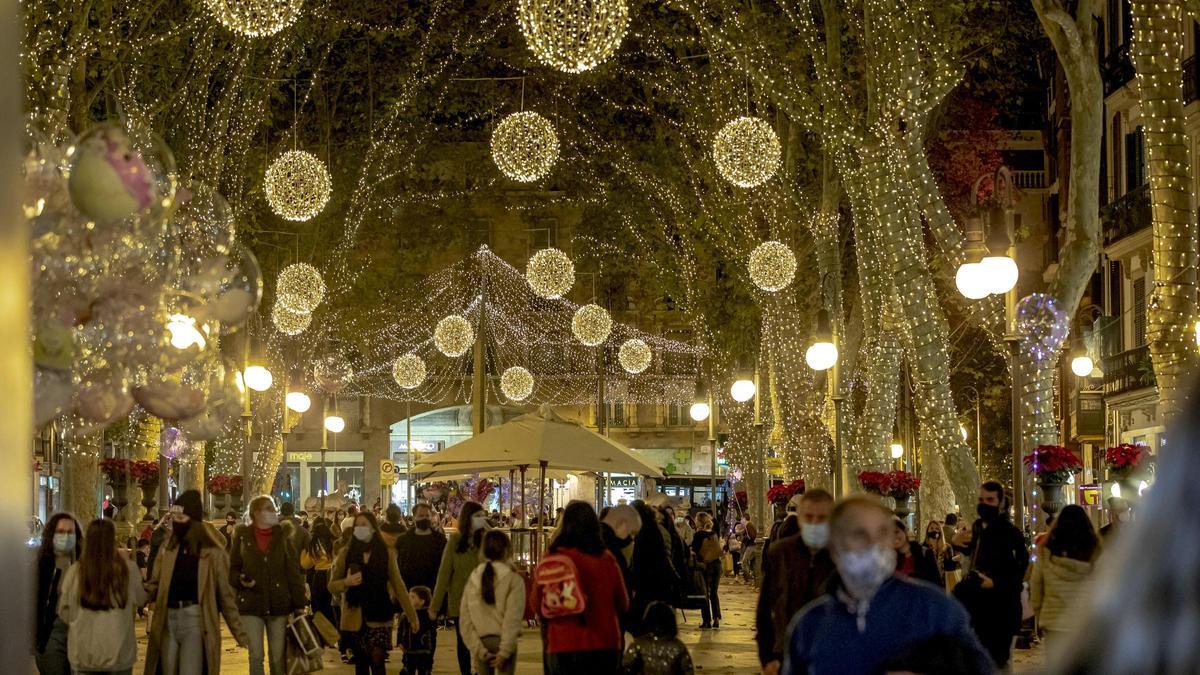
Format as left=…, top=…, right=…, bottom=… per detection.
left=782, top=494, right=993, bottom=675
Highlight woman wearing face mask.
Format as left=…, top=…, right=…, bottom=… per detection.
left=920, top=520, right=953, bottom=590
left=229, top=495, right=307, bottom=675
left=431, top=500, right=488, bottom=675
left=34, top=512, right=82, bottom=675
left=891, top=518, right=942, bottom=586
left=329, top=512, right=420, bottom=675
left=57, top=518, right=146, bottom=675
left=301, top=520, right=337, bottom=624
left=145, top=489, right=249, bottom=675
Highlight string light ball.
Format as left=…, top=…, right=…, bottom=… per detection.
left=572, top=303, right=612, bottom=346
left=517, top=0, right=630, bottom=73
left=501, top=366, right=535, bottom=401
left=264, top=150, right=331, bottom=221
left=392, top=354, right=426, bottom=389
left=618, top=338, right=652, bottom=374
left=713, top=116, right=782, bottom=188
left=203, top=0, right=303, bottom=37
left=276, top=262, right=325, bottom=314
left=526, top=247, right=575, bottom=299
left=434, top=315, right=475, bottom=357
left=491, top=111, right=560, bottom=182
left=748, top=240, right=797, bottom=292
left=271, top=302, right=311, bottom=336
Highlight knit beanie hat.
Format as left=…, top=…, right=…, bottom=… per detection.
left=175, top=489, right=204, bottom=521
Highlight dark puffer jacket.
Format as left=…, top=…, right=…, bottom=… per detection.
left=229, top=521, right=307, bottom=616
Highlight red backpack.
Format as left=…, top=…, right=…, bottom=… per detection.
left=534, top=552, right=587, bottom=619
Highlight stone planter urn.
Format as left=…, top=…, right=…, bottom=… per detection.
left=110, top=481, right=131, bottom=513
left=1038, top=482, right=1067, bottom=516
left=229, top=489, right=244, bottom=513
left=139, top=482, right=158, bottom=513
left=892, top=495, right=913, bottom=519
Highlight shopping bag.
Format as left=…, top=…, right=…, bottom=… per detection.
left=287, top=612, right=323, bottom=658
left=285, top=638, right=324, bottom=675
left=311, top=611, right=340, bottom=648
left=722, top=552, right=734, bottom=574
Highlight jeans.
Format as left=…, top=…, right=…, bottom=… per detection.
left=161, top=605, right=204, bottom=675
left=35, top=618, right=71, bottom=675
left=700, top=560, right=722, bottom=625
left=243, top=614, right=288, bottom=675
left=545, top=650, right=621, bottom=675
left=454, top=619, right=472, bottom=675
left=741, top=543, right=762, bottom=584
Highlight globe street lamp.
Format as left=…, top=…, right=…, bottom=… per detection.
left=805, top=309, right=838, bottom=371
left=242, top=365, right=273, bottom=392
left=285, top=391, right=311, bottom=414
left=689, top=402, right=711, bottom=422
left=323, top=414, right=345, bottom=433
left=730, top=379, right=756, bottom=402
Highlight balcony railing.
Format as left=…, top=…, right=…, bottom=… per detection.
left=1011, top=170, right=1046, bottom=189
left=1102, top=43, right=1135, bottom=97
left=1071, top=390, right=1105, bottom=440
left=1101, top=183, right=1151, bottom=247
left=1102, top=345, right=1156, bottom=397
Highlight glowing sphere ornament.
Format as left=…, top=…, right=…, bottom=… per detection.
left=572, top=304, right=612, bottom=346
left=314, top=353, right=353, bottom=393
left=203, top=0, right=303, bottom=37
left=275, top=262, right=325, bottom=314
left=264, top=150, right=331, bottom=221
left=748, top=241, right=797, bottom=292
left=501, top=366, right=535, bottom=401
left=526, top=248, right=575, bottom=299
left=392, top=354, right=427, bottom=390
left=712, top=117, right=781, bottom=188
left=435, top=315, right=475, bottom=357
left=271, top=302, right=311, bottom=336
left=491, top=112, right=560, bottom=182
left=618, top=339, right=652, bottom=374
left=517, top=0, right=629, bottom=73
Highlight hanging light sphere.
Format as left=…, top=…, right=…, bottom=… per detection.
left=516, top=0, right=629, bottom=73
left=571, top=304, right=612, bottom=346
left=748, top=240, right=797, bottom=292
left=689, top=402, right=711, bottom=422
left=434, top=315, right=475, bottom=357
left=526, top=248, right=575, bottom=299
left=805, top=341, right=839, bottom=371
left=275, top=262, right=325, bottom=314
left=618, top=339, right=652, bottom=374
left=313, top=353, right=353, bottom=393
left=203, top=0, right=303, bottom=37
left=491, top=112, right=560, bottom=182
left=955, top=262, right=990, bottom=300
left=979, top=255, right=1019, bottom=295
left=730, top=378, right=757, bottom=403
left=264, top=150, right=331, bottom=221
left=713, top=116, right=782, bottom=188
left=392, top=354, right=427, bottom=389
left=501, top=366, right=535, bottom=402
left=271, top=302, right=311, bottom=336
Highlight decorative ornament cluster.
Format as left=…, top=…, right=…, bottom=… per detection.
left=491, top=112, right=560, bottom=182
left=517, top=0, right=630, bottom=73
left=618, top=338, right=652, bottom=374
left=748, top=240, right=797, bottom=292
left=264, top=150, right=331, bottom=221
left=314, top=353, right=354, bottom=394
left=525, top=247, right=575, bottom=299
left=435, top=315, right=475, bottom=357
left=572, top=304, right=613, bottom=347
left=271, top=262, right=324, bottom=336
left=712, top=116, right=782, bottom=188
left=203, top=0, right=304, bottom=37
left=271, top=303, right=311, bottom=336
left=392, top=354, right=426, bottom=390
left=1015, top=293, right=1069, bottom=362
left=501, top=366, right=535, bottom=401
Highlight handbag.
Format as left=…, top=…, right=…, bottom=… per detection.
left=311, top=611, right=340, bottom=648
left=287, top=612, right=324, bottom=658
left=285, top=638, right=324, bottom=675
left=699, top=535, right=722, bottom=564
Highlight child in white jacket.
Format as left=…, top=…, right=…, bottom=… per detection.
left=459, top=530, right=526, bottom=675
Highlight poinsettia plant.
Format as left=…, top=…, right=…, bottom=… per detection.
left=857, top=470, right=888, bottom=494
left=767, top=479, right=806, bottom=505
left=1023, top=445, right=1082, bottom=484
left=1104, top=444, right=1149, bottom=478
left=207, top=474, right=244, bottom=495
left=99, top=458, right=133, bottom=485
left=131, top=460, right=160, bottom=485
left=881, top=471, right=921, bottom=499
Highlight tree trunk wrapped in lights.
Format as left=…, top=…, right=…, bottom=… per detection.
left=1132, top=0, right=1200, bottom=426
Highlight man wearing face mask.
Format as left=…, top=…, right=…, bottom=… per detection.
left=952, top=481, right=1029, bottom=670
left=755, top=489, right=836, bottom=675
left=782, top=495, right=992, bottom=675
left=396, top=502, right=448, bottom=593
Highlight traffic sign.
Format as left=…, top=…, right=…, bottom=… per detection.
left=380, top=459, right=397, bottom=485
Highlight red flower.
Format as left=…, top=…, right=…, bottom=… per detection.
left=99, top=458, right=133, bottom=484
left=207, top=474, right=244, bottom=495
left=1104, top=444, right=1148, bottom=473
left=857, top=471, right=888, bottom=493
left=880, top=471, right=921, bottom=499
left=1023, top=445, right=1082, bottom=484
left=767, top=479, right=806, bottom=505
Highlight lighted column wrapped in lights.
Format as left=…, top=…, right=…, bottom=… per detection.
left=517, top=0, right=630, bottom=73
left=275, top=263, right=325, bottom=314
left=391, top=354, right=426, bottom=389
left=203, top=0, right=303, bottom=37
left=500, top=366, right=535, bottom=401
left=712, top=116, right=782, bottom=188
left=1015, top=293, right=1070, bottom=451
left=748, top=240, right=797, bottom=292
left=434, top=315, right=475, bottom=357
left=264, top=150, right=331, bottom=222
left=571, top=304, right=612, bottom=346
left=491, top=111, right=560, bottom=182
left=271, top=302, right=311, bottom=336
left=618, top=338, right=652, bottom=374
left=525, top=247, right=575, bottom=299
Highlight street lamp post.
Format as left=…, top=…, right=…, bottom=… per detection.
left=962, top=385, right=983, bottom=469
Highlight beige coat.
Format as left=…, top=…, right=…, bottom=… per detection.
left=328, top=544, right=419, bottom=630
left=1030, top=547, right=1094, bottom=633
left=144, top=521, right=249, bottom=675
